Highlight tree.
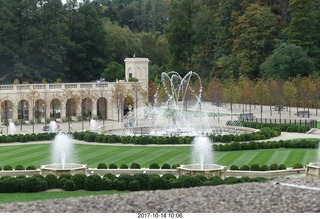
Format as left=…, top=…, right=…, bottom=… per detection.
left=260, top=42, right=315, bottom=80
left=253, top=79, right=270, bottom=119
left=128, top=82, right=148, bottom=125
left=26, top=88, right=41, bottom=133
left=283, top=79, right=297, bottom=116
left=112, top=83, right=127, bottom=122
left=101, top=61, right=124, bottom=82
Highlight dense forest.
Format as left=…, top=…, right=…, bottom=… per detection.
left=0, top=0, right=320, bottom=87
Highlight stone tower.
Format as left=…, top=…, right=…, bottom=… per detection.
left=124, top=57, right=149, bottom=88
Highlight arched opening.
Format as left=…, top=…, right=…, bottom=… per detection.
left=81, top=98, right=92, bottom=120
left=35, top=99, right=45, bottom=123
left=97, top=97, right=107, bottom=120
left=1, top=100, right=14, bottom=125
left=66, top=98, right=78, bottom=120
left=50, top=99, right=61, bottom=121
left=18, top=100, right=30, bottom=125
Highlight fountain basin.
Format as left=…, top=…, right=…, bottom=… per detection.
left=177, top=164, right=227, bottom=178
left=305, top=162, right=320, bottom=176
left=40, top=163, right=87, bottom=176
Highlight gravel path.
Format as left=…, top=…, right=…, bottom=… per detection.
left=1, top=175, right=320, bottom=213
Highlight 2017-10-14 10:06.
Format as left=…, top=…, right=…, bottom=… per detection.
left=137, top=213, right=183, bottom=218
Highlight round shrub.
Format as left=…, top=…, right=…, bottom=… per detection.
left=26, top=165, right=36, bottom=170
left=269, top=163, right=279, bottom=170
left=63, top=180, right=76, bottom=191
left=260, top=165, right=270, bottom=171
left=172, top=164, right=180, bottom=169
left=128, top=180, right=141, bottom=191
left=45, top=174, right=58, bottom=189
left=3, top=165, right=13, bottom=170
left=162, top=173, right=176, bottom=182
left=224, top=176, right=239, bottom=184
left=15, top=165, right=25, bottom=170
left=239, top=176, right=252, bottom=183
left=59, top=174, right=72, bottom=180
left=279, top=164, right=287, bottom=170
left=209, top=176, right=224, bottom=185
left=148, top=175, right=166, bottom=190
left=250, top=164, right=260, bottom=171
left=149, top=163, right=160, bottom=169
left=97, top=163, right=107, bottom=169
left=229, top=165, right=239, bottom=170
left=109, top=163, right=118, bottom=169
left=103, top=173, right=116, bottom=181
left=71, top=174, right=87, bottom=190
left=293, top=163, right=303, bottom=169
left=84, top=174, right=104, bottom=191
left=130, top=162, right=141, bottom=169
left=103, top=177, right=114, bottom=190
left=132, top=174, right=150, bottom=190
left=58, top=178, right=68, bottom=189
left=0, top=177, right=19, bottom=193
left=178, top=175, right=201, bottom=188
left=240, top=165, right=250, bottom=171
left=161, top=163, right=171, bottom=169
left=120, top=164, right=129, bottom=169
left=20, top=176, right=47, bottom=192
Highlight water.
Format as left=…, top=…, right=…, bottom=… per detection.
left=8, top=122, right=16, bottom=135
left=191, top=136, right=213, bottom=169
left=50, top=121, right=58, bottom=132
left=90, top=119, right=97, bottom=132
left=51, top=133, right=76, bottom=169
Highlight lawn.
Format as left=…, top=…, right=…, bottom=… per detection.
left=0, top=143, right=318, bottom=168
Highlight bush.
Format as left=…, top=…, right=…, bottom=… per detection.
left=224, top=176, right=239, bottom=184
left=229, top=165, right=239, bottom=170
left=178, top=175, right=201, bottom=188
left=45, top=174, right=58, bottom=189
left=161, top=163, right=171, bottom=169
left=149, top=163, right=160, bottom=169
left=239, top=176, right=252, bottom=183
left=97, top=163, right=108, bottom=169
left=279, top=164, right=287, bottom=170
left=130, top=162, right=141, bottom=169
left=63, top=180, right=76, bottom=191
left=250, top=164, right=260, bottom=171
left=84, top=174, right=104, bottom=191
left=120, top=164, right=129, bottom=169
left=293, top=163, right=303, bottom=169
left=260, top=165, right=270, bottom=171
left=109, top=163, right=118, bottom=169
left=128, top=180, right=141, bottom=191
left=0, top=177, right=19, bottom=193
left=162, top=173, right=176, bottom=182
left=71, top=174, right=87, bottom=190
left=103, top=177, right=114, bottom=190
left=26, top=165, right=37, bottom=170
left=3, top=165, right=13, bottom=170
left=269, top=163, right=279, bottom=170
left=240, top=165, right=250, bottom=171
left=209, top=176, right=224, bottom=185
left=20, top=176, right=47, bottom=192
left=132, top=174, right=150, bottom=190
left=15, top=165, right=25, bottom=170
left=148, top=175, right=166, bottom=190
left=114, top=179, right=127, bottom=191
left=172, top=164, right=180, bottom=169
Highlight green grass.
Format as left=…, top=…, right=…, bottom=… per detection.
left=0, top=190, right=126, bottom=204
left=0, top=143, right=318, bottom=169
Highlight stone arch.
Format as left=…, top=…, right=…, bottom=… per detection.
left=18, top=99, right=30, bottom=124
left=35, top=99, right=45, bottom=122
left=66, top=98, right=78, bottom=119
left=1, top=100, right=14, bottom=125
left=81, top=98, right=92, bottom=119
left=50, top=98, right=62, bottom=121
left=97, top=97, right=107, bottom=120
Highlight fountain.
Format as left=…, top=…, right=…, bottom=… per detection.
left=40, top=133, right=87, bottom=176
left=8, top=122, right=16, bottom=135
left=305, top=141, right=320, bottom=176
left=50, top=121, right=58, bottom=132
left=89, top=119, right=98, bottom=132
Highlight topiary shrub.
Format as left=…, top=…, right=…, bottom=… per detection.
left=45, top=174, right=58, bottom=189
left=172, top=164, right=180, bottom=169
left=149, top=163, right=160, bottom=169
left=0, top=177, right=19, bottom=193
left=162, top=173, right=176, bottom=182
left=229, top=165, right=239, bottom=170
left=148, top=175, right=166, bottom=190
left=103, top=176, right=114, bottom=190
left=20, top=176, right=47, bottom=192
left=71, top=174, right=87, bottom=190
left=130, top=162, right=141, bottom=169
left=279, top=164, right=287, bottom=170
left=26, top=165, right=36, bottom=170
left=84, top=174, right=104, bottom=191
left=109, top=163, right=118, bottom=169
left=239, top=176, right=252, bottom=183
left=15, top=165, right=25, bottom=170
left=3, top=165, right=13, bottom=171
left=132, top=174, right=150, bottom=190
left=269, top=163, right=279, bottom=170
left=260, top=165, right=270, bottom=171
left=293, top=163, right=303, bottom=169
left=120, top=164, right=129, bottom=169
left=240, top=165, right=250, bottom=171
left=128, top=180, right=141, bottom=191
left=178, top=175, right=202, bottom=188
left=63, top=180, right=76, bottom=191
left=209, top=176, right=224, bottom=185
left=97, top=163, right=108, bottom=169
left=250, top=164, right=260, bottom=171
left=224, top=176, right=239, bottom=184
left=161, top=163, right=171, bottom=169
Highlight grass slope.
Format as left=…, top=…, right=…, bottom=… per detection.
left=0, top=143, right=318, bottom=168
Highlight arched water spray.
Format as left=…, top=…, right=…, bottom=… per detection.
left=51, top=133, right=76, bottom=169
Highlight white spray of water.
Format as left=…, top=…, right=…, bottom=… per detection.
left=191, top=136, right=213, bottom=169
left=8, top=122, right=16, bottom=135
left=51, top=133, right=76, bottom=169
left=90, top=119, right=97, bottom=132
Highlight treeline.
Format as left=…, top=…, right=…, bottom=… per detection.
left=1, top=0, right=320, bottom=85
